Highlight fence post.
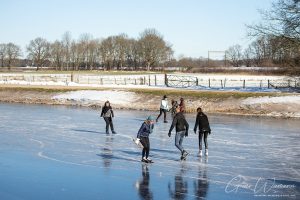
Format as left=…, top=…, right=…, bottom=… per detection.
left=288, top=79, right=290, bottom=87
left=135, top=79, right=137, bottom=85
left=148, top=75, right=151, bottom=86
left=260, top=80, right=262, bottom=89
left=268, top=80, right=270, bottom=88
left=243, top=80, right=245, bottom=89
left=224, top=79, right=226, bottom=88
left=196, top=78, right=199, bottom=86
left=124, top=78, right=126, bottom=85
left=164, top=74, right=168, bottom=87
left=295, top=80, right=297, bottom=88
left=221, top=80, right=223, bottom=88
left=155, top=75, right=157, bottom=86
left=208, top=78, right=210, bottom=88
left=144, top=76, right=146, bottom=85
left=71, top=72, right=74, bottom=82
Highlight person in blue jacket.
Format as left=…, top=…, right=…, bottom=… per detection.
left=137, top=116, right=155, bottom=163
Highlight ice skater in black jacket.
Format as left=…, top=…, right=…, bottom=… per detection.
left=168, top=106, right=189, bottom=160
left=101, top=101, right=116, bottom=134
left=194, top=107, right=211, bottom=157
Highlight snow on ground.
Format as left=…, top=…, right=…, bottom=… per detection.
left=52, top=90, right=137, bottom=105
left=242, top=95, right=300, bottom=105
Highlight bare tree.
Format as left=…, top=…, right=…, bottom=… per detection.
left=6, top=43, right=22, bottom=70
left=62, top=31, right=72, bottom=70
left=27, top=37, right=50, bottom=70
left=50, top=40, right=64, bottom=70
left=247, top=0, right=300, bottom=67
left=0, top=43, right=7, bottom=67
left=138, top=28, right=173, bottom=70
left=226, top=45, right=243, bottom=67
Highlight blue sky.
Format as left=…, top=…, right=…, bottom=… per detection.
left=0, top=0, right=273, bottom=58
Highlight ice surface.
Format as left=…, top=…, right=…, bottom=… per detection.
left=0, top=103, right=299, bottom=200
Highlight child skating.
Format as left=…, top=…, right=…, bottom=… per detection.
left=136, top=116, right=155, bottom=163
left=101, top=101, right=117, bottom=134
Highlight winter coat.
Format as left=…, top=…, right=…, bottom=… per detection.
left=194, top=112, right=211, bottom=133
left=179, top=101, right=186, bottom=112
left=137, top=122, right=154, bottom=138
left=101, top=106, right=114, bottom=118
left=169, top=112, right=189, bottom=134
left=160, top=99, right=169, bottom=110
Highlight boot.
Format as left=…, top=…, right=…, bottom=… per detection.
left=198, top=150, right=202, bottom=157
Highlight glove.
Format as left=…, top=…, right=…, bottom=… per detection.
left=185, top=131, right=188, bottom=137
left=168, top=132, right=171, bottom=137
left=209, top=131, right=211, bottom=135
left=135, top=138, right=140, bottom=145
left=194, top=129, right=196, bottom=134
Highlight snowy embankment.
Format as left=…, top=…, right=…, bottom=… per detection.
left=50, top=90, right=300, bottom=118
left=241, top=95, right=300, bottom=118
left=52, top=90, right=137, bottom=105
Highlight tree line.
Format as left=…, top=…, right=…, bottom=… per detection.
left=0, top=29, right=173, bottom=71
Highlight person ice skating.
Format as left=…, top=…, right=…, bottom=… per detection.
left=156, top=95, right=169, bottom=123
left=137, top=116, right=155, bottom=163
left=194, top=107, right=211, bottom=157
left=170, top=99, right=178, bottom=119
left=101, top=101, right=116, bottom=134
left=179, top=98, right=186, bottom=113
left=168, top=106, right=189, bottom=160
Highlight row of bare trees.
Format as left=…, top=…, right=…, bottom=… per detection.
left=0, top=43, right=22, bottom=70
left=226, top=0, right=300, bottom=68
left=25, top=29, right=173, bottom=71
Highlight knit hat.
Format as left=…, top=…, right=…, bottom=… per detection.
left=147, top=115, right=155, bottom=121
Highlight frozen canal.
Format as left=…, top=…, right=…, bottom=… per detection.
left=0, top=103, right=299, bottom=200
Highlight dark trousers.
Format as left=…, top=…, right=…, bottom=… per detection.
left=103, top=117, right=114, bottom=133
left=157, top=108, right=167, bottom=121
left=140, top=137, right=150, bottom=158
left=199, top=131, right=209, bottom=150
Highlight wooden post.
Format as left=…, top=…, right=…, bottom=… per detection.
left=288, top=79, right=290, bottom=87
left=208, top=78, right=210, bottom=88
left=144, top=76, right=146, bottom=85
left=155, top=75, right=157, bottom=86
left=221, top=80, right=223, bottom=88
left=164, top=73, right=168, bottom=87
left=196, top=78, right=199, bottom=86
left=71, top=72, right=74, bottom=82
left=260, top=80, right=262, bottom=89
left=268, top=80, right=270, bottom=88
left=148, top=75, right=151, bottom=86
left=124, top=78, right=126, bottom=85
left=243, top=80, right=245, bottom=89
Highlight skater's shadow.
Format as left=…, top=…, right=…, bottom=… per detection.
left=72, top=129, right=105, bottom=134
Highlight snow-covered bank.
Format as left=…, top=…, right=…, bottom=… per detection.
left=1, top=85, right=300, bottom=118
left=242, top=95, right=300, bottom=105
left=52, top=90, right=137, bottom=105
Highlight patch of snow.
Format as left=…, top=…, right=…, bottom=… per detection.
left=52, top=90, right=137, bottom=105
left=242, top=95, right=300, bottom=105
